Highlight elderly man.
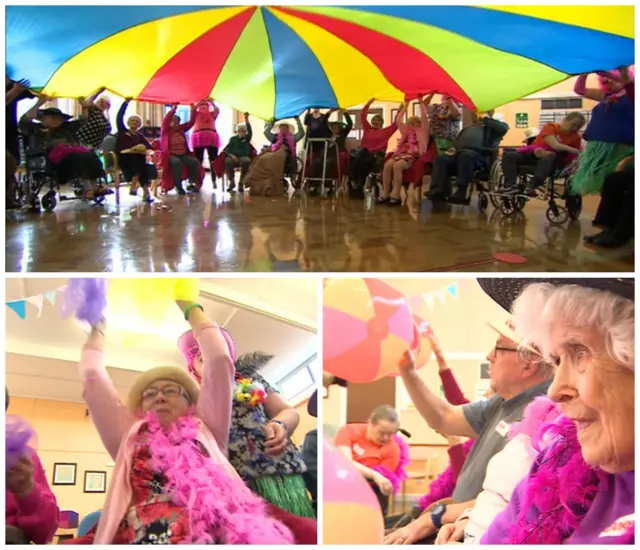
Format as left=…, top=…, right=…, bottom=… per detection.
left=334, top=405, right=402, bottom=516
left=384, top=320, right=552, bottom=544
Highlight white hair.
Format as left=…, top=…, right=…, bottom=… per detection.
left=235, top=123, right=247, bottom=133
left=127, top=114, right=142, bottom=124
left=512, top=283, right=634, bottom=370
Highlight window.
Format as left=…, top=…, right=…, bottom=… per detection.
left=540, top=98, right=583, bottom=110
left=343, top=108, right=383, bottom=141
left=276, top=357, right=316, bottom=404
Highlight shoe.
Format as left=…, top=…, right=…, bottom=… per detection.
left=449, top=191, right=469, bottom=205
left=375, top=196, right=389, bottom=204
left=592, top=231, right=631, bottom=248
left=228, top=182, right=236, bottom=192
left=238, top=185, right=244, bottom=193
left=6, top=200, right=22, bottom=210
left=176, top=186, right=186, bottom=196
left=388, top=197, right=402, bottom=206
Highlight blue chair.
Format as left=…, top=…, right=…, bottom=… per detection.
left=77, top=511, right=102, bottom=537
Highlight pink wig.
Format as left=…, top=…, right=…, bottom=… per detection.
left=178, top=328, right=237, bottom=384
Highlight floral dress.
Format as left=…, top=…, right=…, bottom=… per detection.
left=113, top=425, right=197, bottom=545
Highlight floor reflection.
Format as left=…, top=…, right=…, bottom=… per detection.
left=5, top=182, right=634, bottom=273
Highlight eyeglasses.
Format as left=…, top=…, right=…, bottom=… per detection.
left=141, top=385, right=185, bottom=400
left=493, top=345, right=544, bottom=364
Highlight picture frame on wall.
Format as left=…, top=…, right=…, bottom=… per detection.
left=52, top=463, right=77, bottom=486
left=83, top=470, right=107, bottom=493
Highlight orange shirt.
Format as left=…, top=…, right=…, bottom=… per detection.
left=334, top=423, right=400, bottom=471
left=533, top=122, right=582, bottom=151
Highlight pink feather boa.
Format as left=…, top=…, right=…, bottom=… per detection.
left=272, top=132, right=296, bottom=155
left=145, top=411, right=294, bottom=544
left=506, top=415, right=609, bottom=544
left=372, top=434, right=411, bottom=494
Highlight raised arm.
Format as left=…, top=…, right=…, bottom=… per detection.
left=396, top=102, right=408, bottom=135
left=361, top=98, right=374, bottom=132
left=177, top=301, right=235, bottom=452
left=80, top=320, right=134, bottom=460
left=418, top=99, right=430, bottom=147
left=264, top=119, right=277, bottom=143
left=397, top=351, right=477, bottom=438
left=293, top=116, right=305, bottom=142
left=179, top=104, right=197, bottom=132
left=574, top=73, right=605, bottom=102
left=162, top=105, right=177, bottom=134
left=211, top=101, right=220, bottom=120
left=21, top=95, right=48, bottom=123
left=116, top=99, right=131, bottom=134
left=6, top=79, right=31, bottom=106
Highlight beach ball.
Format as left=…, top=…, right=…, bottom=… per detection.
left=388, top=314, right=433, bottom=376
left=324, top=279, right=414, bottom=383
left=323, top=438, right=384, bottom=545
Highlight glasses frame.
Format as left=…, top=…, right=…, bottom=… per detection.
left=141, top=384, right=187, bottom=401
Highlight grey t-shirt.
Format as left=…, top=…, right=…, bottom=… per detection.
left=451, top=380, right=552, bottom=503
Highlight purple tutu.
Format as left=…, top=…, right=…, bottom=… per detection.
left=191, top=129, right=220, bottom=149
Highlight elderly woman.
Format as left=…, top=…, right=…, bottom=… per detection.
left=179, top=332, right=314, bottom=519
left=77, top=298, right=315, bottom=544
left=425, top=93, right=462, bottom=155
left=160, top=104, right=201, bottom=195
left=223, top=113, right=253, bottom=193
left=6, top=388, right=60, bottom=544
left=477, top=278, right=634, bottom=544
left=115, top=98, right=154, bottom=202
left=377, top=98, right=429, bottom=206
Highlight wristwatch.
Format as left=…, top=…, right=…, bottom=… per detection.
left=430, top=503, right=447, bottom=529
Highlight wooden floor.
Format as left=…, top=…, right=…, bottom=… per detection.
left=6, top=180, right=633, bottom=273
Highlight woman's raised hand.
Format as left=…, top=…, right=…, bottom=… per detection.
left=398, top=349, right=416, bottom=375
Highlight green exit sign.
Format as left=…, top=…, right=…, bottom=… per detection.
left=515, top=113, right=529, bottom=128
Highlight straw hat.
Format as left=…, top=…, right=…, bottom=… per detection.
left=127, top=366, right=200, bottom=413
left=487, top=319, right=541, bottom=356
left=523, top=127, right=539, bottom=141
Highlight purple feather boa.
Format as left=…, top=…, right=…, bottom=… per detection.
left=418, top=439, right=475, bottom=510
left=145, top=411, right=294, bottom=544
left=61, top=278, right=109, bottom=326
left=6, top=415, right=35, bottom=471
left=505, top=415, right=609, bottom=544
left=372, top=434, right=411, bottom=494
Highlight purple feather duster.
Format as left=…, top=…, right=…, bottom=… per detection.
left=61, top=278, right=109, bottom=326
left=6, top=415, right=35, bottom=471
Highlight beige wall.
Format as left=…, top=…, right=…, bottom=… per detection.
left=291, top=398, right=316, bottom=446
left=8, top=397, right=112, bottom=521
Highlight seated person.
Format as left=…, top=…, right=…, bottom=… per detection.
left=502, top=113, right=585, bottom=196
left=116, top=98, right=156, bottom=202
left=76, top=90, right=112, bottom=150
left=383, top=319, right=552, bottom=545
left=584, top=155, right=634, bottom=248
left=6, top=388, right=60, bottom=544
left=223, top=113, right=253, bottom=192
left=349, top=98, right=400, bottom=196
left=426, top=93, right=462, bottom=155
left=427, top=110, right=509, bottom=204
left=263, top=116, right=305, bottom=177
left=334, top=405, right=401, bottom=516
left=160, top=104, right=201, bottom=195
left=19, top=96, right=107, bottom=199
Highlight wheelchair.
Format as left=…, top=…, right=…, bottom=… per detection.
left=21, top=145, right=109, bottom=212
left=487, top=152, right=582, bottom=225
left=301, top=138, right=343, bottom=197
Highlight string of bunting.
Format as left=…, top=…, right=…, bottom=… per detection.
left=5, top=287, right=65, bottom=320
left=408, top=281, right=461, bottom=312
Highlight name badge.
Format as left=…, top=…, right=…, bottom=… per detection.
left=600, top=514, right=634, bottom=538
left=495, top=420, right=510, bottom=437
left=352, top=443, right=365, bottom=457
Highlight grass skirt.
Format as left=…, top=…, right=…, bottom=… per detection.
left=249, top=474, right=315, bottom=518
left=571, top=141, right=634, bottom=195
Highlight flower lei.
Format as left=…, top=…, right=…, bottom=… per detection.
left=233, top=374, right=267, bottom=407
left=395, top=130, right=419, bottom=157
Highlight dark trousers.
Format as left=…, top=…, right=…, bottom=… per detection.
left=117, top=154, right=151, bottom=187
left=55, top=152, right=104, bottom=183
left=6, top=151, right=18, bottom=204
left=349, top=148, right=383, bottom=187
left=6, top=526, right=30, bottom=544
left=429, top=150, right=484, bottom=197
left=368, top=480, right=389, bottom=516
left=502, top=150, right=564, bottom=189
left=194, top=146, right=218, bottom=182
left=594, top=170, right=634, bottom=239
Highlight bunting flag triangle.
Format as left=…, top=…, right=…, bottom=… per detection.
left=424, top=293, right=435, bottom=311
left=436, top=289, right=447, bottom=305
left=43, top=291, right=58, bottom=306
left=6, top=300, right=27, bottom=320
left=26, top=295, right=44, bottom=318
left=447, top=284, right=458, bottom=299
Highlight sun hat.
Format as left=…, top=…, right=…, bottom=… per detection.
left=36, top=107, right=71, bottom=120
left=127, top=366, right=200, bottom=413
left=477, top=278, right=634, bottom=313
left=487, top=319, right=542, bottom=357
left=523, top=127, right=539, bottom=142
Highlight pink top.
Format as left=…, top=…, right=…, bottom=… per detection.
left=81, top=321, right=239, bottom=544
left=193, top=102, right=220, bottom=133
left=360, top=104, right=399, bottom=153
left=396, top=102, right=430, bottom=156
left=6, top=452, right=60, bottom=544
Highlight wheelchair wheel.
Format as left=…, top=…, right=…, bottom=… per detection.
left=487, top=162, right=503, bottom=209
left=565, top=194, right=582, bottom=220
left=546, top=203, right=568, bottom=225
left=41, top=191, right=57, bottom=212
